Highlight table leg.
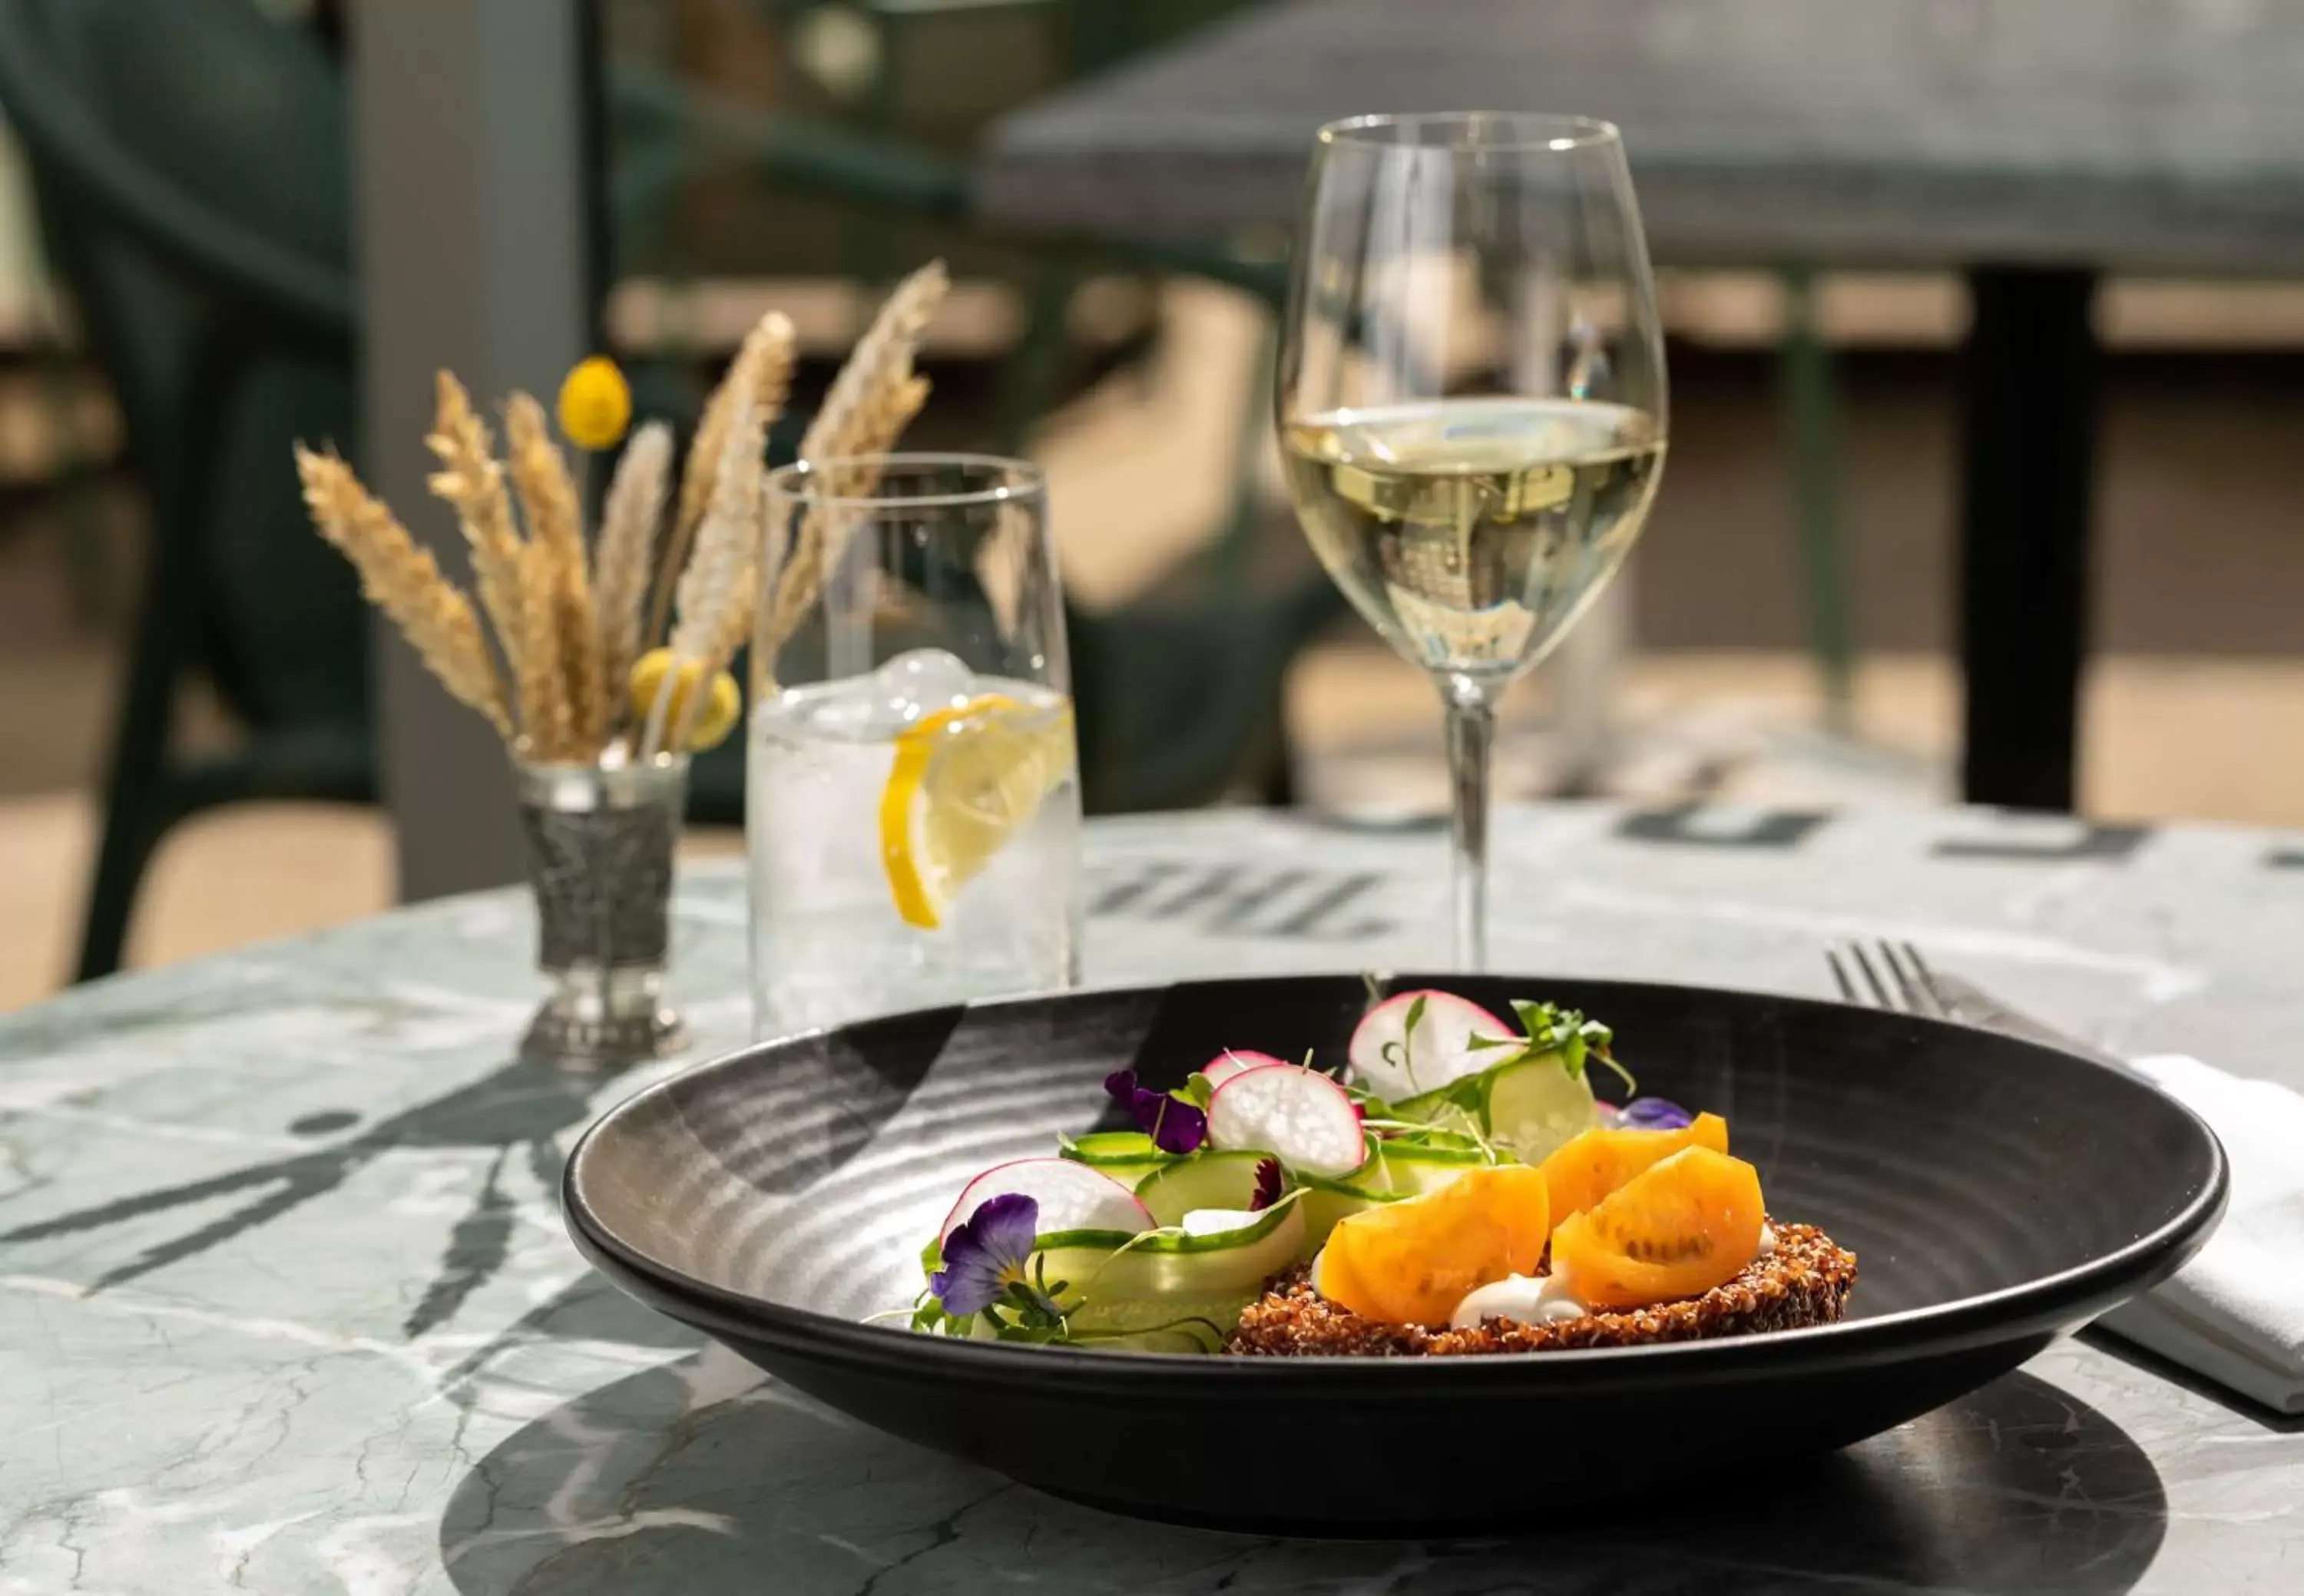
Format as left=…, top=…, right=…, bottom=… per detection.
left=1958, top=266, right=2101, bottom=812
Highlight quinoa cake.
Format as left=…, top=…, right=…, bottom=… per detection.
left=1226, top=1220, right=1857, bottom=1356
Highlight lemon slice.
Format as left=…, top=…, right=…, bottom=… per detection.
left=880, top=694, right=1074, bottom=929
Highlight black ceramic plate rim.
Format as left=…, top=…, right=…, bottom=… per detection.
left=564, top=977, right=2229, bottom=1392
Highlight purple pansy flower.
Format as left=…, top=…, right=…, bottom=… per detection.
left=1103, top=1068, right=1208, bottom=1154
left=1248, top=1156, right=1284, bottom=1213
left=929, top=1192, right=1041, bottom=1317
left=1617, top=1096, right=1694, bottom=1131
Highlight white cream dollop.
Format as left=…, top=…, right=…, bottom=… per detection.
left=1449, top=1271, right=1588, bottom=1330
left=1179, top=1207, right=1263, bottom=1237
left=1446, top=1227, right=1774, bottom=1328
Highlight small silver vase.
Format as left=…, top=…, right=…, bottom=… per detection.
left=514, top=754, right=690, bottom=1069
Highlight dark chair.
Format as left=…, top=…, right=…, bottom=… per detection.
left=616, top=65, right=1332, bottom=813
left=0, top=0, right=369, bottom=984
left=0, top=0, right=1334, bottom=982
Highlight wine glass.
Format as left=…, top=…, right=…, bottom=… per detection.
left=1276, top=112, right=1668, bottom=969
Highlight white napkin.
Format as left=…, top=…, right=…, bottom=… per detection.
left=2097, top=1055, right=2304, bottom=1415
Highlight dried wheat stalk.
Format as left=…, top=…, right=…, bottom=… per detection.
left=668, top=398, right=765, bottom=661
left=642, top=396, right=763, bottom=758
left=756, top=262, right=948, bottom=668
left=672, top=347, right=926, bottom=743
left=592, top=419, right=674, bottom=737
left=798, top=263, right=945, bottom=473
left=745, top=372, right=929, bottom=674
left=711, top=374, right=924, bottom=677
left=506, top=393, right=606, bottom=755
left=424, top=371, right=527, bottom=679
left=515, top=536, right=573, bottom=760
left=294, top=445, right=511, bottom=739
left=645, top=310, right=798, bottom=651
left=554, top=584, right=600, bottom=756
left=710, top=563, right=763, bottom=698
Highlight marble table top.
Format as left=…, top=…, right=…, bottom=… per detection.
left=4, top=802, right=2302, bottom=1594
left=976, top=0, right=2304, bottom=272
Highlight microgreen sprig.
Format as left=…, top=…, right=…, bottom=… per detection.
left=977, top=1253, right=1074, bottom=1343
left=1378, top=992, right=1429, bottom=1096
left=1462, top=1000, right=1638, bottom=1099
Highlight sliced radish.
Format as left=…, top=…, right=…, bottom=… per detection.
left=1207, top=1065, right=1367, bottom=1177
left=1202, top=1048, right=1289, bottom=1088
left=1349, top=990, right=1515, bottom=1103
left=938, top=1157, right=1154, bottom=1243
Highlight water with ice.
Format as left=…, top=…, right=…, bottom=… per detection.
left=746, top=649, right=1080, bottom=1035
left=801, top=647, right=982, bottom=736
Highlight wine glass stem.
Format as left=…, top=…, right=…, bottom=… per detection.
left=1442, top=685, right=1496, bottom=970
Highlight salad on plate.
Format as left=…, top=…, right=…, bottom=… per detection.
left=906, top=986, right=1858, bottom=1356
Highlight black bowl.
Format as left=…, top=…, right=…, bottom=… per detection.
left=564, top=975, right=2225, bottom=1534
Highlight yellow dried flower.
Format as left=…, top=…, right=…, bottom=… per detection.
left=557, top=355, right=632, bottom=451
left=630, top=647, right=740, bottom=752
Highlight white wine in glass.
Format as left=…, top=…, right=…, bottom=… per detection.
left=1276, top=114, right=1668, bottom=968
left=1281, top=396, right=1664, bottom=678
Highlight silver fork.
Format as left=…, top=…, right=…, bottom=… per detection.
left=1826, top=939, right=2133, bottom=1072
left=1826, top=940, right=1947, bottom=1018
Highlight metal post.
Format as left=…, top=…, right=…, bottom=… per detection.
left=1958, top=267, right=2100, bottom=812
left=1779, top=263, right=1855, bottom=735
left=349, top=0, right=601, bottom=899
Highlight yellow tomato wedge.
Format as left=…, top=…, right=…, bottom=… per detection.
left=1549, top=1145, right=1764, bottom=1310
left=1538, top=1111, right=1730, bottom=1226
left=879, top=694, right=1074, bottom=929
left=1316, top=1164, right=1550, bottom=1326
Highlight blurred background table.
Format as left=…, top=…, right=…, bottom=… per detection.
left=978, top=0, right=2304, bottom=812
left=2, top=803, right=2299, bottom=1591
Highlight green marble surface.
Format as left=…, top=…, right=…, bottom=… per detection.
left=2, top=805, right=2300, bottom=1593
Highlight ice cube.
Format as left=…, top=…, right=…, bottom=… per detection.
left=874, top=647, right=978, bottom=726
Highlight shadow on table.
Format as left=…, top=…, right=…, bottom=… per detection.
left=0, top=1048, right=619, bottom=1332
left=439, top=1351, right=2167, bottom=1594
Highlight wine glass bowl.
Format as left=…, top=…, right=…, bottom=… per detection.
left=1275, top=111, right=1668, bottom=965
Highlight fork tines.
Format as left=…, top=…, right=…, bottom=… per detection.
left=1826, top=940, right=1943, bottom=1018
